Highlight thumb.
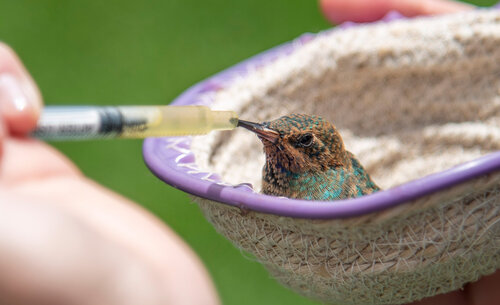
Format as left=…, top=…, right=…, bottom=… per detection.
left=319, top=0, right=474, bottom=24
left=0, top=43, right=43, bottom=135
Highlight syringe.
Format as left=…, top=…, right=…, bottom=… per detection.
left=32, top=105, right=239, bottom=140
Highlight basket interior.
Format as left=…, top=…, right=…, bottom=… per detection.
left=190, top=11, right=500, bottom=193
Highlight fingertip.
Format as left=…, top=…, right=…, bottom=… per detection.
left=0, top=43, right=43, bottom=135
left=0, top=74, right=41, bottom=135
left=319, top=0, right=393, bottom=24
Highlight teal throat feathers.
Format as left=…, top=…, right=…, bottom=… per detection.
left=238, top=114, right=379, bottom=200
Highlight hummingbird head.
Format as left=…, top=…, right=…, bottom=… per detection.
left=238, top=114, right=348, bottom=174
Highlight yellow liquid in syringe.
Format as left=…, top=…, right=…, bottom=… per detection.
left=119, top=105, right=239, bottom=138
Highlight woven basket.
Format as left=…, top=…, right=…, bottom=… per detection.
left=144, top=10, right=500, bottom=305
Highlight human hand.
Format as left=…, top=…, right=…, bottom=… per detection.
left=319, top=1, right=500, bottom=304
left=0, top=43, right=218, bottom=305
left=320, top=0, right=474, bottom=24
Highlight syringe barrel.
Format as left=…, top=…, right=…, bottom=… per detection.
left=32, top=106, right=238, bottom=140
left=119, top=105, right=238, bottom=137
left=32, top=106, right=124, bottom=140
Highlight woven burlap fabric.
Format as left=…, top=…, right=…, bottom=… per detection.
left=188, top=11, right=500, bottom=304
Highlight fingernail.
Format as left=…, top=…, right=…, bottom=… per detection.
left=0, top=74, right=32, bottom=113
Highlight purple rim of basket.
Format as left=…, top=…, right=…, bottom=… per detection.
left=143, top=8, right=500, bottom=219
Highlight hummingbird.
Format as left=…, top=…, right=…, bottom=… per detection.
left=238, top=114, right=379, bottom=200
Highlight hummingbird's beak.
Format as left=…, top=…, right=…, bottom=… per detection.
left=237, top=119, right=280, bottom=144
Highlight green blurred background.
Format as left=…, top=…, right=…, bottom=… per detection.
left=0, top=0, right=496, bottom=304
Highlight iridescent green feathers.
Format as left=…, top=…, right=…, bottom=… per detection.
left=250, top=114, right=380, bottom=200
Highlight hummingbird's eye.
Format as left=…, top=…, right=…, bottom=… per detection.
left=297, top=133, right=314, bottom=147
